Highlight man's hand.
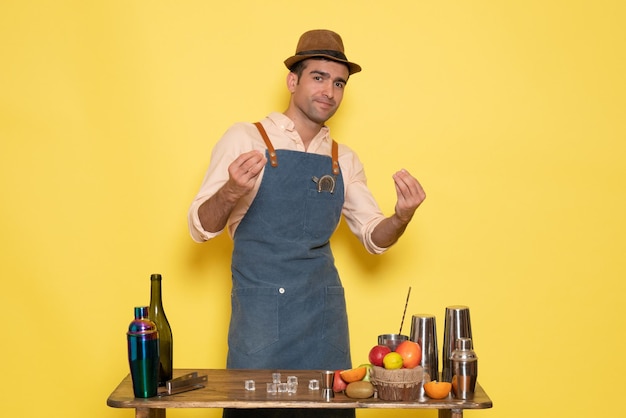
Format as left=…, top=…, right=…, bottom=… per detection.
left=371, top=169, right=426, bottom=249
left=391, top=169, right=426, bottom=224
left=222, top=150, right=268, bottom=201
left=198, top=150, right=267, bottom=233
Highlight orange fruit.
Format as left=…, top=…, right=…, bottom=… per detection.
left=340, top=366, right=367, bottom=383
left=423, top=381, right=452, bottom=399
left=382, top=352, right=403, bottom=369
left=395, top=340, right=422, bottom=369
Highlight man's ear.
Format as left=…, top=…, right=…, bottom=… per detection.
left=286, top=72, right=298, bottom=93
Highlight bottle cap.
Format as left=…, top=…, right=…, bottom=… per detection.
left=150, top=273, right=162, bottom=281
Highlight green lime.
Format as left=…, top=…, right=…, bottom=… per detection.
left=358, top=363, right=373, bottom=381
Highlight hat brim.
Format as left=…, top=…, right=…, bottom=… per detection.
left=284, top=54, right=362, bottom=75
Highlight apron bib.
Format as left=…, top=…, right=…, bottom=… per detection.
left=227, top=126, right=351, bottom=371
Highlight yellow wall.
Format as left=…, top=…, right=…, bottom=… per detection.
left=2, top=1, right=625, bottom=417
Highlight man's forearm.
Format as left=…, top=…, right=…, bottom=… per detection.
left=197, top=186, right=240, bottom=234
left=370, top=214, right=410, bottom=249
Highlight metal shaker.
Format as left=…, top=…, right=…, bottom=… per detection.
left=127, top=306, right=160, bottom=398
left=409, top=314, right=439, bottom=381
left=450, top=337, right=478, bottom=399
left=442, top=305, right=473, bottom=382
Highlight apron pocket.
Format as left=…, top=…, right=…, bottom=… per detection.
left=321, top=286, right=350, bottom=354
left=304, top=188, right=342, bottom=244
left=229, top=287, right=279, bottom=355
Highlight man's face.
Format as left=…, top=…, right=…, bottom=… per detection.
left=287, top=59, right=350, bottom=125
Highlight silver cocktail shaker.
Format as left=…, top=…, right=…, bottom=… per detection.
left=409, top=314, right=439, bottom=382
left=450, top=337, right=478, bottom=399
left=442, top=305, right=473, bottom=382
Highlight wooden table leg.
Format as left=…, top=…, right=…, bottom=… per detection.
left=438, top=409, right=463, bottom=418
left=135, top=408, right=166, bottom=418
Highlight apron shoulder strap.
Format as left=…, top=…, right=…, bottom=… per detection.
left=253, top=121, right=340, bottom=174
left=253, top=122, right=278, bottom=167
left=332, top=140, right=339, bottom=175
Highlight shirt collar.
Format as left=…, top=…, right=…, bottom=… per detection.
left=267, top=112, right=331, bottom=144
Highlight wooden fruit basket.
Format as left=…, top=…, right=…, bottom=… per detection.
left=370, top=365, right=425, bottom=401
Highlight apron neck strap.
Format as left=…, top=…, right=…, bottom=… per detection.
left=254, top=122, right=340, bottom=175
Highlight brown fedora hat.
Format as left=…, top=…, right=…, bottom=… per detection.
left=284, top=29, right=362, bottom=75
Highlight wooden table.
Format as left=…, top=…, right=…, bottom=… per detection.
left=107, top=369, right=492, bottom=418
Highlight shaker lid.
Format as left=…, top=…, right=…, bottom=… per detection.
left=128, top=306, right=158, bottom=335
left=456, top=337, right=473, bottom=351
left=450, top=337, right=478, bottom=361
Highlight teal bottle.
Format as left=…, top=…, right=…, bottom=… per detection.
left=127, top=306, right=159, bottom=398
left=149, top=273, right=173, bottom=386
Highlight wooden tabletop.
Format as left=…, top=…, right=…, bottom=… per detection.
left=107, top=369, right=493, bottom=411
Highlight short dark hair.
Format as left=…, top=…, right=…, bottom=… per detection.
left=289, top=57, right=350, bottom=79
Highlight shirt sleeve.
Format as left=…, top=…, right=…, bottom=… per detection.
left=339, top=146, right=389, bottom=255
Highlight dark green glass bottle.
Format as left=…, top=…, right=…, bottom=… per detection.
left=148, top=273, right=173, bottom=386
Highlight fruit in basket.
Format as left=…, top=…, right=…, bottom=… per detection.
left=358, top=363, right=373, bottom=382
left=423, top=381, right=452, bottom=399
left=395, top=340, right=422, bottom=369
left=368, top=344, right=392, bottom=367
left=382, top=352, right=403, bottom=369
left=345, top=381, right=375, bottom=399
left=333, top=370, right=347, bottom=392
left=340, top=366, right=367, bottom=383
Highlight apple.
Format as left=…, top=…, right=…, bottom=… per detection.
left=332, top=369, right=347, bottom=392
left=395, top=340, right=422, bottom=369
left=368, top=344, right=392, bottom=367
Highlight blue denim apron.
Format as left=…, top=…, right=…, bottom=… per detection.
left=223, top=124, right=355, bottom=418
left=227, top=125, right=352, bottom=372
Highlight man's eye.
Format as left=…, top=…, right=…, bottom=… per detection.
left=314, top=76, right=323, bottom=81
left=335, top=82, right=345, bottom=89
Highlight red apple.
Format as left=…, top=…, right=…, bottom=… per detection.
left=395, top=340, right=422, bottom=369
left=333, top=370, right=347, bottom=392
left=368, top=345, right=392, bottom=367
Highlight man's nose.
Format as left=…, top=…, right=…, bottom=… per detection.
left=322, top=81, right=334, bottom=98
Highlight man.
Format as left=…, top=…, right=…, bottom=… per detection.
left=188, top=29, right=426, bottom=417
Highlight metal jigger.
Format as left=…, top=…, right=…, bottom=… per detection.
left=321, top=370, right=334, bottom=401
left=442, top=305, right=473, bottom=383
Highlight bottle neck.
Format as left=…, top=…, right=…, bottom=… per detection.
left=150, top=279, right=163, bottom=308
